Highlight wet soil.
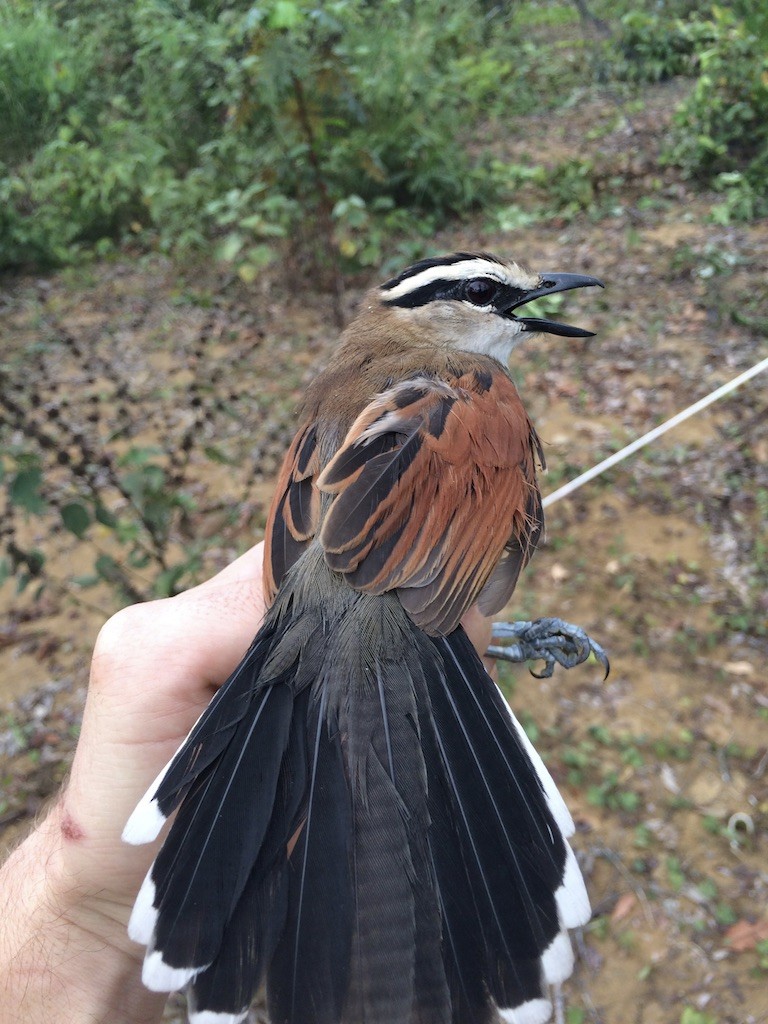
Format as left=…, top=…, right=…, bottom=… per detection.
left=1, top=82, right=767, bottom=1024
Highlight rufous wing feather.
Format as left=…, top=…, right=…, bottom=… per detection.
left=317, top=367, right=543, bottom=635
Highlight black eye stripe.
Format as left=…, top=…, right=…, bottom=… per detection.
left=382, top=279, right=462, bottom=308
left=383, top=278, right=531, bottom=313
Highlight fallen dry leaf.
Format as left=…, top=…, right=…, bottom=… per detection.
left=725, top=918, right=768, bottom=952
left=611, top=892, right=638, bottom=924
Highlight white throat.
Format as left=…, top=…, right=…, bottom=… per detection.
left=402, top=301, right=527, bottom=362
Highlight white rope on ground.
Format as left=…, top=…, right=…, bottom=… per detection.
left=542, top=354, right=768, bottom=509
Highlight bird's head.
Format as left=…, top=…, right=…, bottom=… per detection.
left=373, top=252, right=603, bottom=362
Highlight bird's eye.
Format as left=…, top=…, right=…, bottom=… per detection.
left=464, top=278, right=498, bottom=306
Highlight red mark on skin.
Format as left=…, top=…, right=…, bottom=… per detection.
left=60, top=810, right=86, bottom=842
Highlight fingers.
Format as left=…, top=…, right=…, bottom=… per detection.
left=461, top=603, right=497, bottom=678
left=146, top=541, right=267, bottom=692
left=92, top=542, right=266, bottom=707
left=62, top=543, right=267, bottom=885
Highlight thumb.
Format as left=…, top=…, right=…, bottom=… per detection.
left=62, top=543, right=266, bottom=893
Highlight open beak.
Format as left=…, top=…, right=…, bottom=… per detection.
left=504, top=272, right=604, bottom=338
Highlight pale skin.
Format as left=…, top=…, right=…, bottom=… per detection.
left=0, top=542, right=494, bottom=1024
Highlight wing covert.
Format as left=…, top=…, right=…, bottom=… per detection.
left=264, top=423, right=321, bottom=604
left=317, top=368, right=543, bottom=635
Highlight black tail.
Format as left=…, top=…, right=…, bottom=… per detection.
left=124, top=565, right=588, bottom=1024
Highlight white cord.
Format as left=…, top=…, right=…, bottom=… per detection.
left=542, top=354, right=768, bottom=508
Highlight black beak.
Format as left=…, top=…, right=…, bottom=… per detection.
left=505, top=272, right=604, bottom=338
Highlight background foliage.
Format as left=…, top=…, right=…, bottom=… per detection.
left=0, top=0, right=513, bottom=275
left=1, top=0, right=767, bottom=603
left=1, top=0, right=766, bottom=280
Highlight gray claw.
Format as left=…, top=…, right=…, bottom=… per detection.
left=487, top=617, right=610, bottom=679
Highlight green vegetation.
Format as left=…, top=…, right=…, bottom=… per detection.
left=0, top=375, right=205, bottom=602
left=612, top=3, right=768, bottom=218
left=0, top=0, right=520, bottom=274
left=2, top=0, right=767, bottom=279
left=2, top=0, right=767, bottom=605
left=667, top=7, right=768, bottom=220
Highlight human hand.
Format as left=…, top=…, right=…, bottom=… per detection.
left=61, top=542, right=267, bottom=908
left=0, top=539, right=495, bottom=1024
left=0, top=543, right=266, bottom=1023
left=461, top=602, right=497, bottom=676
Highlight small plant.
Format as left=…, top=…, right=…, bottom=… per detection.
left=587, top=770, right=640, bottom=813
left=0, top=302, right=276, bottom=605
left=679, top=1008, right=716, bottom=1024
left=0, top=4, right=93, bottom=162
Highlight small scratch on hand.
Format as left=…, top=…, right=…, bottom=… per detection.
left=60, top=809, right=85, bottom=843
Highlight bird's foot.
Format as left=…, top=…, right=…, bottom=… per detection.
left=488, top=617, right=609, bottom=679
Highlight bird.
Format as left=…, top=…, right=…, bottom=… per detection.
left=123, top=251, right=604, bottom=1024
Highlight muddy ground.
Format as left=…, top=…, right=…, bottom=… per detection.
left=1, top=83, right=767, bottom=1024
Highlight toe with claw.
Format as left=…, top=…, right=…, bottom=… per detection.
left=487, top=617, right=610, bottom=679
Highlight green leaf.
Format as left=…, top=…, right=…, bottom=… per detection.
left=0, top=557, right=9, bottom=587
left=680, top=1009, right=716, bottom=1024
left=60, top=501, right=91, bottom=538
left=94, top=502, right=118, bottom=528
left=73, top=574, right=100, bottom=589
left=9, top=467, right=46, bottom=514
left=203, top=445, right=234, bottom=465
left=20, top=549, right=46, bottom=577
left=217, top=232, right=244, bottom=263
left=118, top=447, right=163, bottom=468
left=237, top=262, right=260, bottom=284
left=95, top=553, right=122, bottom=583
left=154, top=565, right=187, bottom=597
left=268, top=0, right=303, bottom=30
left=617, top=790, right=640, bottom=812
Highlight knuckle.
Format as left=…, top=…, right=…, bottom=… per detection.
left=92, top=600, right=167, bottom=676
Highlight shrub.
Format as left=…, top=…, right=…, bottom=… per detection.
left=0, top=4, right=92, bottom=162
left=611, top=4, right=768, bottom=219
left=611, top=9, right=716, bottom=83
left=0, top=0, right=511, bottom=273
left=665, top=6, right=768, bottom=218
